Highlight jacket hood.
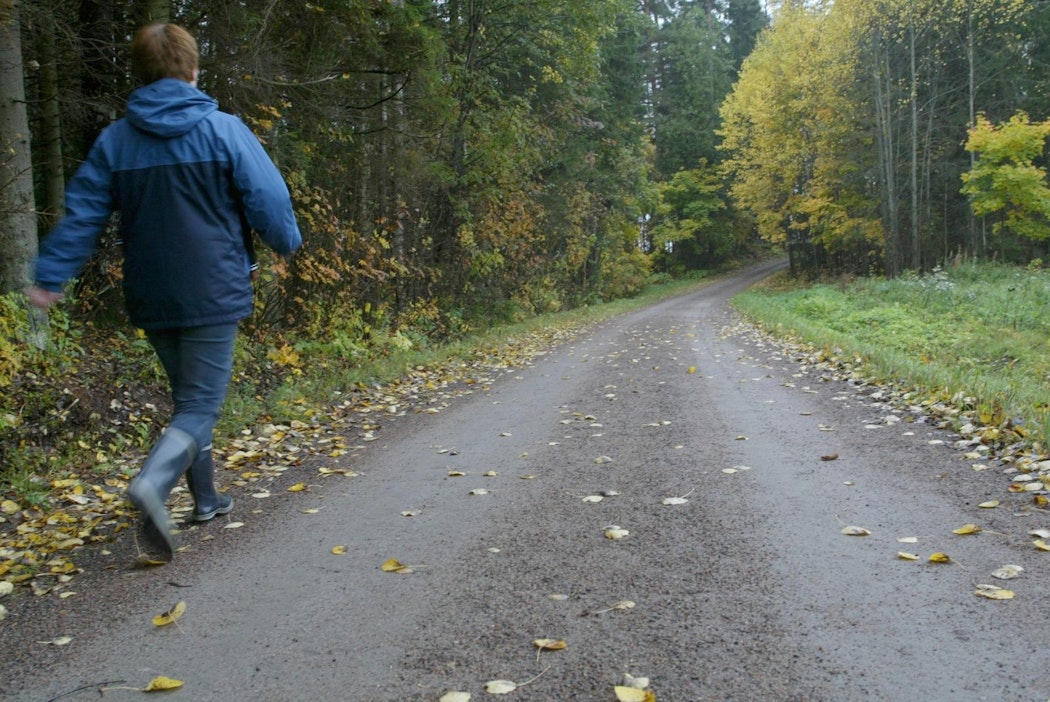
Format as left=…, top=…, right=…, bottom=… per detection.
left=126, top=78, right=218, bottom=139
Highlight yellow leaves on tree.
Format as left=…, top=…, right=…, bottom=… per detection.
left=962, top=112, right=1050, bottom=241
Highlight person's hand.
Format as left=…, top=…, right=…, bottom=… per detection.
left=24, top=286, right=64, bottom=310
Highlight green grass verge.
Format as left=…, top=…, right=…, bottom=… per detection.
left=220, top=270, right=723, bottom=432
left=732, top=261, right=1050, bottom=449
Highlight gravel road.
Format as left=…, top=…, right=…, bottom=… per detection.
left=5, top=260, right=1050, bottom=702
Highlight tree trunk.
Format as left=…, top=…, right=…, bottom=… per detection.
left=0, top=0, right=38, bottom=293
left=965, top=0, right=979, bottom=256
left=909, top=20, right=920, bottom=271
left=872, top=32, right=901, bottom=277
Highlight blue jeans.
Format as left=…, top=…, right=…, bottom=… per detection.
left=146, top=323, right=238, bottom=450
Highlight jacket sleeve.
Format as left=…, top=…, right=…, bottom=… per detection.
left=34, top=139, right=115, bottom=291
left=228, top=119, right=303, bottom=256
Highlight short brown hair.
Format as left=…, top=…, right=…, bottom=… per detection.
left=130, top=23, right=198, bottom=85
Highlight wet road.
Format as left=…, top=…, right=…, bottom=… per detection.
left=6, top=260, right=1050, bottom=701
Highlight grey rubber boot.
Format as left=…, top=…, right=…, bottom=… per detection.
left=127, top=426, right=197, bottom=560
left=185, top=447, right=233, bottom=522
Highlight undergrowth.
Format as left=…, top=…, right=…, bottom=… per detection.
left=0, top=269, right=718, bottom=504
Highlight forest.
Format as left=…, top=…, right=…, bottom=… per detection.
left=0, top=0, right=765, bottom=339
left=0, top=0, right=1049, bottom=341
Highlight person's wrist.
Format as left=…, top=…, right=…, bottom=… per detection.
left=25, top=285, right=63, bottom=310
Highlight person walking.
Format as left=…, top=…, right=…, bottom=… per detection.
left=25, top=23, right=302, bottom=561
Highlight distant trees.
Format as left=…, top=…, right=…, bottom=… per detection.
left=644, top=0, right=767, bottom=272
left=4, top=0, right=1048, bottom=311
left=718, top=0, right=1050, bottom=277
left=0, top=0, right=771, bottom=330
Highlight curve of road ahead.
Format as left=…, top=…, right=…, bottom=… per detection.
left=7, top=260, right=1050, bottom=702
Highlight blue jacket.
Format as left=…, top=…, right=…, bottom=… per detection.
left=35, top=78, right=302, bottom=329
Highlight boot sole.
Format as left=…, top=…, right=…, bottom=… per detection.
left=128, top=485, right=175, bottom=559
left=193, top=498, right=234, bottom=522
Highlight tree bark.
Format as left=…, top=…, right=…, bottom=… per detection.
left=872, top=31, right=901, bottom=277
left=909, top=20, right=920, bottom=271
left=965, top=0, right=979, bottom=256
left=0, top=0, right=38, bottom=293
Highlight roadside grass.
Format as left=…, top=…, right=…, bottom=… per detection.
left=733, top=261, right=1050, bottom=450
left=221, top=270, right=720, bottom=433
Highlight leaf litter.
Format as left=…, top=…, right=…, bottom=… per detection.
left=2, top=324, right=582, bottom=596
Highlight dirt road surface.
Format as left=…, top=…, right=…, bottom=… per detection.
left=5, top=261, right=1050, bottom=701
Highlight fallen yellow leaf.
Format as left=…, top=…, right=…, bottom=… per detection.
left=929, top=552, right=951, bottom=563
left=614, top=686, right=656, bottom=702
left=331, top=545, right=347, bottom=555
left=992, top=564, right=1023, bottom=579
left=952, top=523, right=981, bottom=535
left=37, top=636, right=72, bottom=645
left=533, top=638, right=567, bottom=651
left=287, top=483, right=308, bottom=492
left=484, top=680, right=517, bottom=694
left=897, top=552, right=920, bottom=561
left=978, top=500, right=1000, bottom=509
left=381, top=558, right=412, bottom=573
left=841, top=525, right=871, bottom=536
left=143, top=676, right=184, bottom=692
left=604, top=526, right=629, bottom=540
left=1034, top=539, right=1050, bottom=551
left=974, top=584, right=1015, bottom=600
left=152, top=601, right=186, bottom=627
left=136, top=555, right=169, bottom=567
left=439, top=693, right=471, bottom=702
